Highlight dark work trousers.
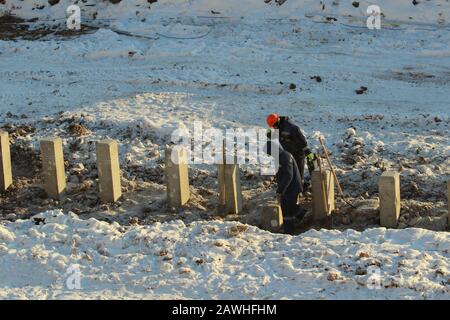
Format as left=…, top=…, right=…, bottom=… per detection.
left=280, top=192, right=305, bottom=233
left=292, top=152, right=306, bottom=185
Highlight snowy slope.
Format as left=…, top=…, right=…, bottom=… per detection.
left=1, top=0, right=449, bottom=25
left=0, top=210, right=448, bottom=299
left=0, top=12, right=448, bottom=204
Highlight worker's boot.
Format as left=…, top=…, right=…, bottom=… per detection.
left=281, top=218, right=295, bottom=234
left=296, top=208, right=307, bottom=221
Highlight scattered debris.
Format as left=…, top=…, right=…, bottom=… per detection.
left=355, top=86, right=368, bottom=95
left=228, top=225, right=248, bottom=237
left=68, top=123, right=89, bottom=137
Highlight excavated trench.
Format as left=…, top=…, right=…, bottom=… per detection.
left=0, top=119, right=447, bottom=234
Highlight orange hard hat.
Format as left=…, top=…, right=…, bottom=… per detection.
left=266, top=113, right=280, bottom=128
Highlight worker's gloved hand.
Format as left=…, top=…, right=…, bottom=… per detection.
left=266, top=129, right=272, bottom=139
left=305, top=150, right=316, bottom=172
left=307, top=160, right=315, bottom=173
left=305, top=149, right=316, bottom=161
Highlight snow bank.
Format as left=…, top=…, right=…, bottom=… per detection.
left=0, top=210, right=448, bottom=299
left=1, top=0, right=449, bottom=25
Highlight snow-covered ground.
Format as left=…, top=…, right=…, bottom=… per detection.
left=2, top=0, right=450, bottom=25
left=0, top=0, right=449, bottom=299
left=1, top=1, right=449, bottom=197
left=0, top=210, right=448, bottom=299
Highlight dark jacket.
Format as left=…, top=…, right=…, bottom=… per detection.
left=276, top=147, right=303, bottom=196
left=278, top=117, right=308, bottom=155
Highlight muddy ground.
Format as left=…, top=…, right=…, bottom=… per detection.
left=0, top=118, right=448, bottom=234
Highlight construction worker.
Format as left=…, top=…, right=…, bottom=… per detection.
left=264, top=140, right=306, bottom=234
left=266, top=113, right=316, bottom=190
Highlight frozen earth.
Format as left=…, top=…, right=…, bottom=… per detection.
left=0, top=0, right=449, bottom=299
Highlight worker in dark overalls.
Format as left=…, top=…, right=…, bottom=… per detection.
left=266, top=113, right=316, bottom=193
left=264, top=140, right=306, bottom=233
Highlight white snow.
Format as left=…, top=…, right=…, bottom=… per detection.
left=2, top=0, right=450, bottom=25
left=1, top=12, right=448, bottom=199
left=0, top=0, right=449, bottom=299
left=0, top=210, right=448, bottom=299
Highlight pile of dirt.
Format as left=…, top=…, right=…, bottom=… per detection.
left=0, top=14, right=50, bottom=40
left=330, top=198, right=448, bottom=232
left=0, top=13, right=97, bottom=40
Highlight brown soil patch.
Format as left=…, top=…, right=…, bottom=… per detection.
left=0, top=14, right=97, bottom=40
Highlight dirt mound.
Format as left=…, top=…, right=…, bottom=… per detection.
left=0, top=13, right=96, bottom=40
left=0, top=14, right=50, bottom=40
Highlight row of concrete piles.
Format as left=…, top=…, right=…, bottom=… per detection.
left=165, top=145, right=243, bottom=215
left=263, top=168, right=450, bottom=231
left=0, top=132, right=121, bottom=203
left=0, top=132, right=242, bottom=214
left=1, top=131, right=449, bottom=231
